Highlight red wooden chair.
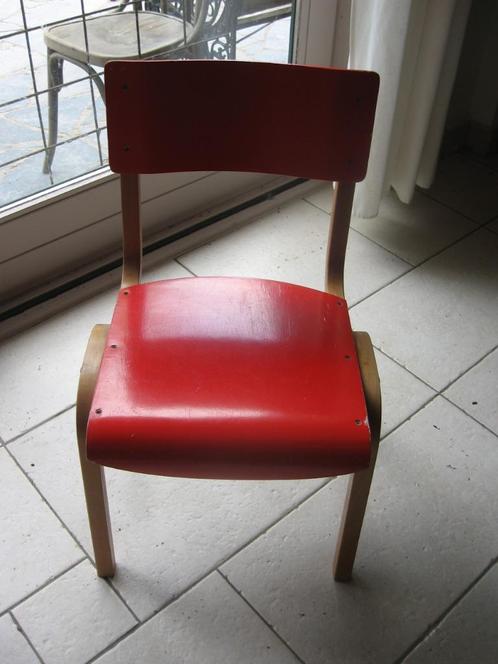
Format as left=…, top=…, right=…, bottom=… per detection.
left=77, top=60, right=380, bottom=582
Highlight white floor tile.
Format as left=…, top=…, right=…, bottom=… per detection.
left=351, top=191, right=475, bottom=265
left=307, top=186, right=476, bottom=266
left=14, top=560, right=136, bottom=664
left=95, top=572, right=300, bottom=664
left=444, top=348, right=498, bottom=435
left=351, top=229, right=498, bottom=390
left=0, top=614, right=39, bottom=664
left=0, top=448, right=82, bottom=613
left=406, top=564, right=498, bottom=664
left=470, top=151, right=498, bottom=173
left=10, top=409, right=325, bottom=620
left=0, top=261, right=190, bottom=441
left=178, top=198, right=410, bottom=305
left=374, top=349, right=435, bottom=437
left=424, top=154, right=498, bottom=224
left=221, top=398, right=498, bottom=663
left=304, top=183, right=332, bottom=214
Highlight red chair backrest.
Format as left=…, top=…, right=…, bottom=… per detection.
left=105, top=60, right=378, bottom=182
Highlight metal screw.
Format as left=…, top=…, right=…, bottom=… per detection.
left=95, top=408, right=102, bottom=414
left=110, top=344, right=117, bottom=349
left=354, top=419, right=361, bottom=425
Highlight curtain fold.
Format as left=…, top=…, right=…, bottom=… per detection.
left=349, top=0, right=471, bottom=218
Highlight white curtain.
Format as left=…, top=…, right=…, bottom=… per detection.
left=348, top=0, right=472, bottom=218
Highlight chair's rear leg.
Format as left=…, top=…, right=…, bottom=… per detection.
left=76, top=324, right=115, bottom=577
left=333, top=331, right=381, bottom=582
left=43, top=49, right=63, bottom=174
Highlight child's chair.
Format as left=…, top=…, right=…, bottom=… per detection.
left=77, top=60, right=380, bottom=582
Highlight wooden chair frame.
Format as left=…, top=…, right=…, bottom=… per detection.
left=77, top=62, right=381, bottom=581
left=76, top=61, right=380, bottom=581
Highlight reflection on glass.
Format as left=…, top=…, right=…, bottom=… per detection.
left=0, top=0, right=295, bottom=208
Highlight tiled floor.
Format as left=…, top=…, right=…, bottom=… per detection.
left=1, top=152, right=498, bottom=663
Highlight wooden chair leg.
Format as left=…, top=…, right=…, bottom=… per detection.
left=333, top=331, right=381, bottom=582
left=76, top=324, right=116, bottom=578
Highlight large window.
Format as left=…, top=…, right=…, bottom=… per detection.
left=0, top=1, right=342, bottom=310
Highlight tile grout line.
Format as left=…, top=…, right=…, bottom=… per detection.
left=374, top=347, right=438, bottom=394
left=85, top=621, right=144, bottom=664
left=217, top=570, right=307, bottom=664
left=0, top=558, right=85, bottom=620
left=376, top=341, right=498, bottom=400
left=378, top=392, right=439, bottom=443
left=438, top=342, right=498, bottom=393
left=419, top=188, right=498, bottom=227
left=105, top=574, right=140, bottom=624
left=4, top=444, right=92, bottom=559
left=4, top=403, right=76, bottom=445
left=349, top=220, right=485, bottom=311
left=86, top=479, right=335, bottom=662
left=440, top=395, right=498, bottom=441
left=1, top=444, right=139, bottom=629
left=374, top=343, right=498, bottom=441
left=173, top=257, right=197, bottom=277
left=304, top=188, right=495, bottom=317
left=302, top=197, right=417, bottom=267
left=4, top=441, right=140, bottom=624
left=395, top=557, right=498, bottom=663
left=9, top=611, right=45, bottom=664
left=348, top=225, right=417, bottom=266
left=463, top=151, right=498, bottom=175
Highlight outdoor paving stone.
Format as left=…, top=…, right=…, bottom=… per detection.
left=221, top=397, right=498, bottom=663
left=0, top=97, right=43, bottom=167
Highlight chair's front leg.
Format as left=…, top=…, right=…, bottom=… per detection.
left=76, top=324, right=116, bottom=577
left=333, top=331, right=381, bottom=581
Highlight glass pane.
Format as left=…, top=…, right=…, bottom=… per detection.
left=0, top=1, right=296, bottom=209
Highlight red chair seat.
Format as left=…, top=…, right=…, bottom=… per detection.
left=87, top=277, right=371, bottom=479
